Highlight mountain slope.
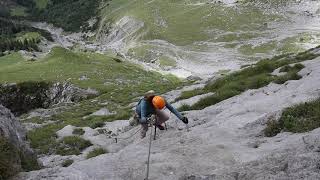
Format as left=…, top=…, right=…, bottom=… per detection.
left=13, top=49, right=320, bottom=180
left=96, top=0, right=320, bottom=78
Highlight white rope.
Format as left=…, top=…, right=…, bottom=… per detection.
left=145, top=123, right=153, bottom=180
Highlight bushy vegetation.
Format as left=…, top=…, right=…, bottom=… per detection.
left=174, top=88, right=205, bottom=102
left=72, top=128, right=85, bottom=136
left=0, top=18, right=52, bottom=56
left=28, top=123, right=62, bottom=154
left=0, top=137, right=20, bottom=179
left=0, top=137, right=40, bottom=179
left=265, top=98, right=320, bottom=137
left=175, top=49, right=318, bottom=110
left=264, top=120, right=283, bottom=138
left=177, top=104, right=192, bottom=112
left=27, top=0, right=101, bottom=32
left=61, top=159, right=74, bottom=167
left=56, top=136, right=92, bottom=156
left=0, top=38, right=40, bottom=54
left=90, top=122, right=105, bottom=129
left=19, top=150, right=41, bottom=172
left=86, top=147, right=107, bottom=159
left=0, top=81, right=52, bottom=115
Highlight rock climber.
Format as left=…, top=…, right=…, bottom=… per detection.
left=135, top=90, right=188, bottom=138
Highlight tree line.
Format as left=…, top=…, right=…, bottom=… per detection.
left=0, top=18, right=42, bottom=56
left=0, top=38, right=39, bottom=53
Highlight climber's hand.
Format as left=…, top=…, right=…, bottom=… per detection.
left=181, top=117, right=188, bottom=124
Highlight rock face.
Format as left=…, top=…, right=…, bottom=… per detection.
left=97, top=16, right=144, bottom=51
left=13, top=58, right=320, bottom=180
left=48, top=82, right=99, bottom=105
left=0, top=81, right=98, bottom=115
left=0, top=105, right=39, bottom=179
left=0, top=105, right=27, bottom=150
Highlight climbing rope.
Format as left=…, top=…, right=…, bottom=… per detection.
left=145, top=121, right=153, bottom=180
left=106, top=127, right=142, bottom=143
left=111, top=115, right=155, bottom=143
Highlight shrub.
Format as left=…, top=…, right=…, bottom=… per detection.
left=174, top=88, right=206, bottom=102
left=293, top=63, right=305, bottom=70
left=279, top=65, right=291, bottom=73
left=61, top=159, right=74, bottom=167
left=264, top=120, right=283, bottom=137
left=86, top=148, right=107, bottom=159
left=72, top=128, right=85, bottom=136
left=0, top=81, right=52, bottom=116
left=0, top=137, right=40, bottom=179
left=273, top=72, right=302, bottom=84
left=89, top=122, right=105, bottom=129
left=27, top=123, right=62, bottom=154
left=177, top=104, right=192, bottom=112
left=264, top=98, right=320, bottom=137
left=30, top=0, right=100, bottom=32
left=274, top=63, right=304, bottom=84
left=20, top=151, right=41, bottom=172
left=56, top=136, right=92, bottom=156
left=0, top=138, right=20, bottom=179
left=280, top=99, right=320, bottom=133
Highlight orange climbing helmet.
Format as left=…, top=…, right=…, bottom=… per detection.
left=152, top=96, right=166, bottom=109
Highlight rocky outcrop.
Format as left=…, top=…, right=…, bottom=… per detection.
left=0, top=105, right=39, bottom=179
left=0, top=81, right=98, bottom=115
left=48, top=82, right=98, bottom=105
left=0, top=105, right=27, bottom=148
left=97, top=16, right=144, bottom=51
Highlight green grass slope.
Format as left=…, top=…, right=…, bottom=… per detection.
left=0, top=47, right=182, bottom=92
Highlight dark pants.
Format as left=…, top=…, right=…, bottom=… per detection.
left=140, top=109, right=169, bottom=138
